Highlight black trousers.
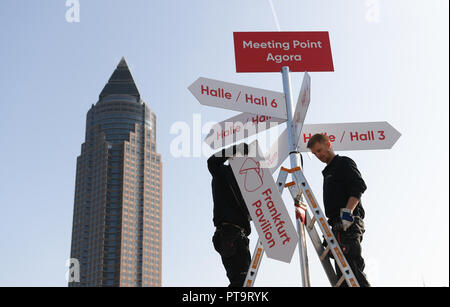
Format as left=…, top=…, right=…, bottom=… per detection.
left=329, top=216, right=371, bottom=287
left=212, top=225, right=251, bottom=287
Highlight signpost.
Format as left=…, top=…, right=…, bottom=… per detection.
left=189, top=30, right=402, bottom=287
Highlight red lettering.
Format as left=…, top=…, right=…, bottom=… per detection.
left=200, top=85, right=231, bottom=99
left=201, top=85, right=209, bottom=95
left=271, top=99, right=278, bottom=108
left=303, top=133, right=312, bottom=143
left=252, top=200, right=262, bottom=208
left=245, top=94, right=269, bottom=106
left=350, top=131, right=359, bottom=141
left=303, top=132, right=335, bottom=143
left=262, top=188, right=272, bottom=197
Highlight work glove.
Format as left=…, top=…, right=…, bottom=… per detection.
left=337, top=208, right=354, bottom=232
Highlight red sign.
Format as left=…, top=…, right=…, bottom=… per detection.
left=233, top=32, right=334, bottom=73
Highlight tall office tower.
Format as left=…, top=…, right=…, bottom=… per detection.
left=69, top=58, right=162, bottom=287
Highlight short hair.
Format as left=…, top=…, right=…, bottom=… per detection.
left=307, top=133, right=330, bottom=149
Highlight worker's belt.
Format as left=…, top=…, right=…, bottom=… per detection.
left=218, top=222, right=245, bottom=234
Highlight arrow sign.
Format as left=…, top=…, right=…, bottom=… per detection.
left=205, top=73, right=311, bottom=165
left=261, top=121, right=401, bottom=175
left=259, top=72, right=311, bottom=173
left=262, top=128, right=289, bottom=175
left=230, top=141, right=298, bottom=263
left=297, top=122, right=402, bottom=151
left=204, top=113, right=286, bottom=150
left=189, top=77, right=287, bottom=119
left=293, top=72, right=311, bottom=148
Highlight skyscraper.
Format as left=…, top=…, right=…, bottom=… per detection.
left=69, top=58, right=162, bottom=287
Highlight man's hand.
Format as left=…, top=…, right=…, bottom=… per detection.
left=225, top=143, right=248, bottom=157
left=236, top=143, right=249, bottom=156
left=338, top=208, right=354, bottom=232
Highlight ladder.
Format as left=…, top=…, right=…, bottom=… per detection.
left=244, top=166, right=360, bottom=287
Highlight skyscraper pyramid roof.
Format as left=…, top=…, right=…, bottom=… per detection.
left=99, top=57, right=140, bottom=99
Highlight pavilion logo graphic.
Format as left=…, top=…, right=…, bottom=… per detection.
left=239, top=157, right=264, bottom=192
left=65, top=0, right=80, bottom=23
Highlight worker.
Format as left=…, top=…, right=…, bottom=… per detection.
left=307, top=133, right=370, bottom=287
left=207, top=143, right=251, bottom=287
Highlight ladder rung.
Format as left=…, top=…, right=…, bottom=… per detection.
left=307, top=216, right=316, bottom=231
left=280, top=166, right=301, bottom=173
left=320, top=246, right=330, bottom=261
left=285, top=181, right=296, bottom=188
left=335, top=275, right=346, bottom=287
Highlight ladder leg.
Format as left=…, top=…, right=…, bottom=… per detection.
left=291, top=169, right=360, bottom=287
left=288, top=184, right=339, bottom=286
left=244, top=239, right=264, bottom=287
left=335, top=275, right=346, bottom=288
left=296, top=217, right=310, bottom=286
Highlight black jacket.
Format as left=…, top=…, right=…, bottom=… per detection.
left=322, top=155, right=366, bottom=220
left=207, top=149, right=251, bottom=236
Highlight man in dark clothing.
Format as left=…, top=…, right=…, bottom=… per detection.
left=307, top=134, right=370, bottom=287
left=207, top=143, right=251, bottom=287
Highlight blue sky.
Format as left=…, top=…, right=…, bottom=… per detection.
left=0, top=0, right=448, bottom=286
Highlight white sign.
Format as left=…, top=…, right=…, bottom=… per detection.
left=189, top=77, right=287, bottom=119
left=204, top=113, right=286, bottom=150
left=262, top=128, right=289, bottom=175
left=297, top=121, right=402, bottom=151
left=230, top=142, right=298, bottom=263
left=261, top=121, right=401, bottom=175
left=293, top=72, right=311, bottom=148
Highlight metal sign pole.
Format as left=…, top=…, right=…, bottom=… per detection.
left=281, top=66, right=311, bottom=287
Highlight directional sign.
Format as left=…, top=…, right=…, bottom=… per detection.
left=204, top=113, right=286, bottom=150
left=233, top=32, right=334, bottom=73
left=230, top=142, right=298, bottom=263
left=293, top=72, right=311, bottom=148
left=189, top=77, right=287, bottom=119
left=261, top=121, right=401, bottom=175
left=297, top=122, right=402, bottom=151
left=257, top=72, right=311, bottom=174
left=262, top=128, right=289, bottom=175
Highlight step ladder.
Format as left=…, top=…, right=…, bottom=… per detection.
left=244, top=166, right=359, bottom=287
